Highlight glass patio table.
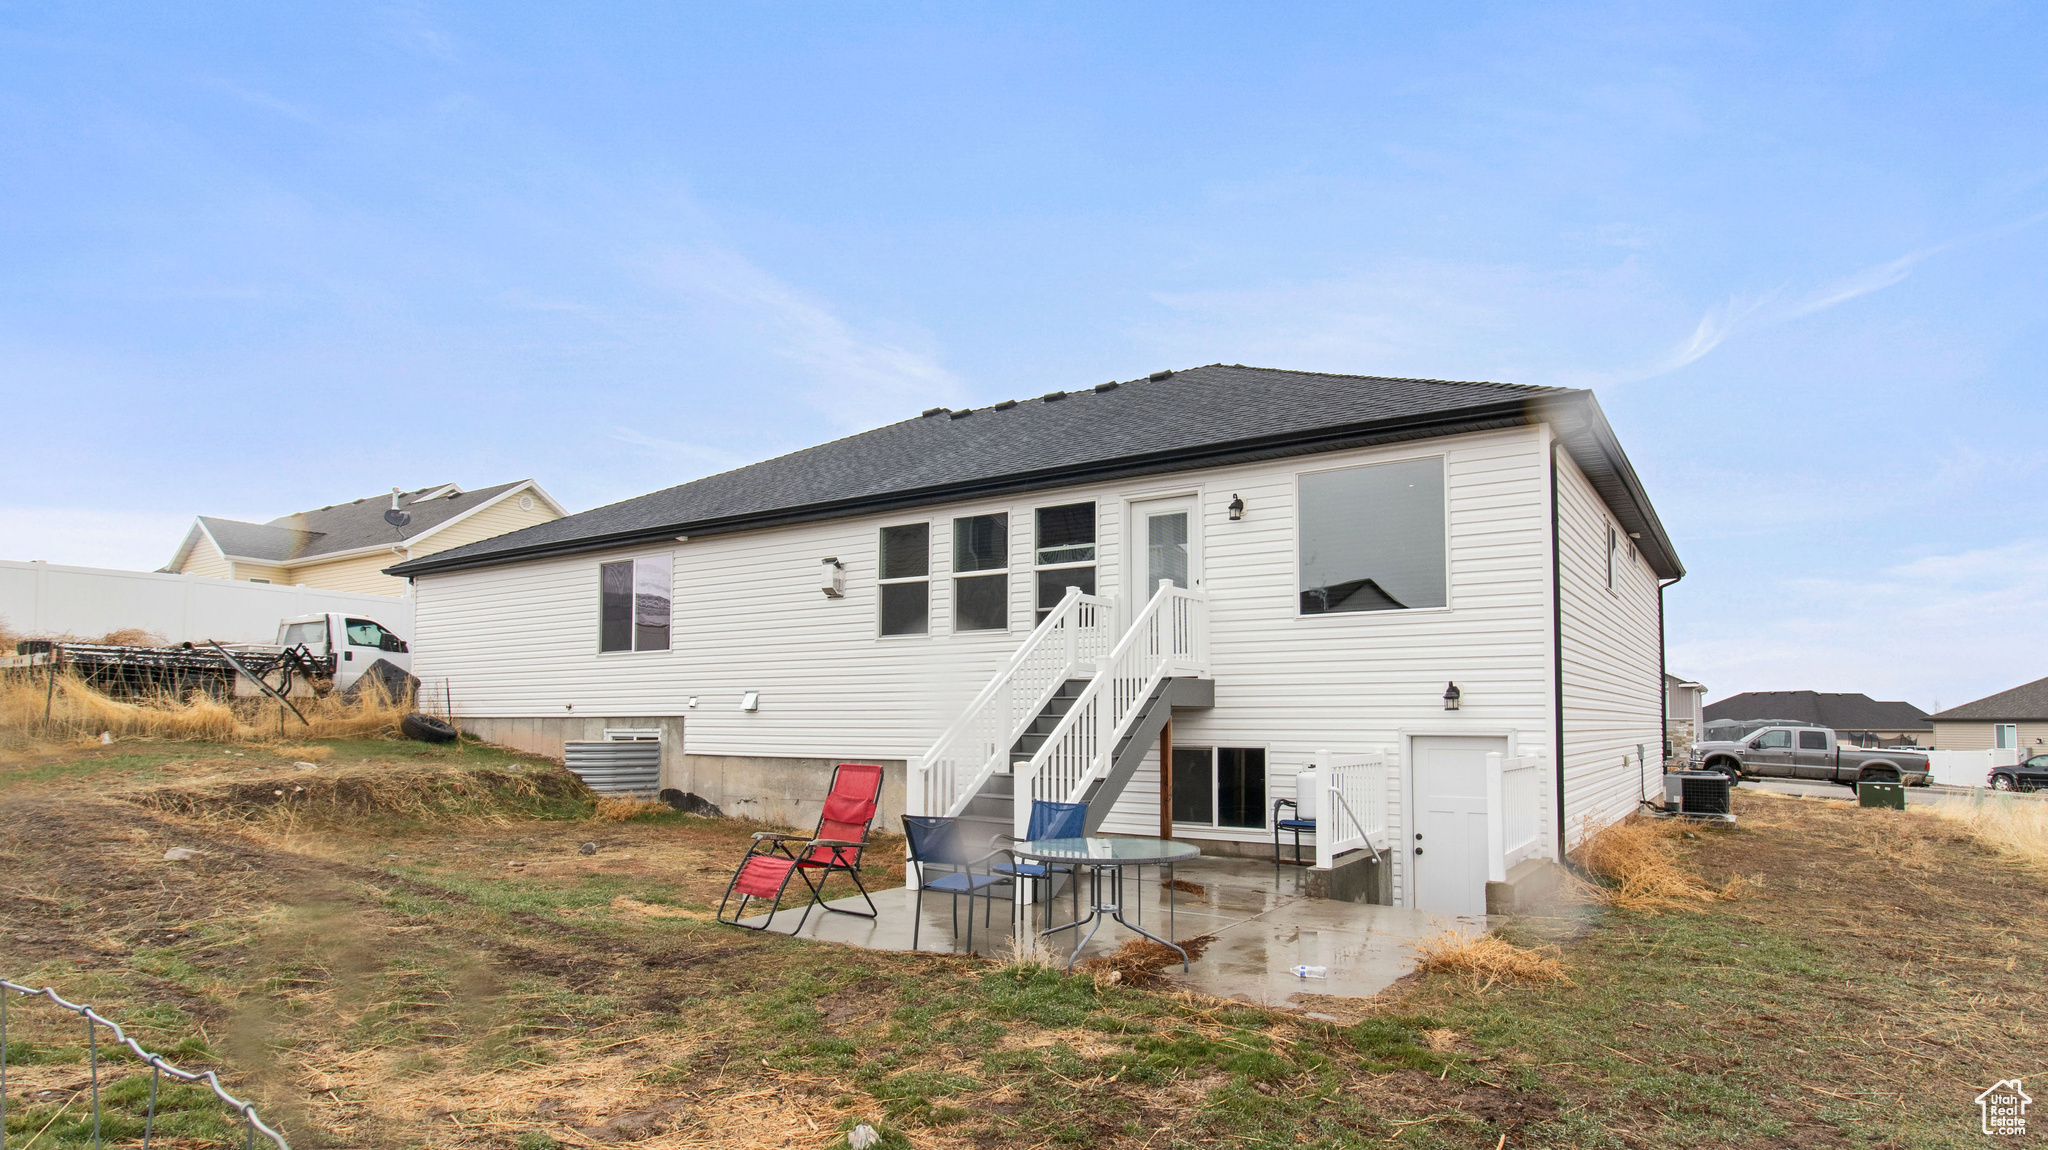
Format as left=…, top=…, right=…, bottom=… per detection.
left=1010, top=836, right=1201, bottom=971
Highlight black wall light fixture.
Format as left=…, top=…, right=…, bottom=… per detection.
left=1227, top=494, right=1245, bottom=521
left=1443, top=682, right=1462, bottom=711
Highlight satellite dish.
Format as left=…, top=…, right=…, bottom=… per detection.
left=384, top=508, right=412, bottom=528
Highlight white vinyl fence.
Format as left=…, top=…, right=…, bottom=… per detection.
left=1486, top=752, right=1556, bottom=882
left=0, top=559, right=414, bottom=647
left=1310, top=748, right=1394, bottom=871
left=1921, top=748, right=2022, bottom=788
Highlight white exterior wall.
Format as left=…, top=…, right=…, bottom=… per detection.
left=1554, top=451, right=1665, bottom=849
left=411, top=426, right=1565, bottom=904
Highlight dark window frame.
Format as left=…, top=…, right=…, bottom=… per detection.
left=951, top=512, right=1010, bottom=633
left=1033, top=501, right=1097, bottom=622
left=598, top=555, right=672, bottom=654
left=878, top=522, right=932, bottom=638
left=1170, top=745, right=1270, bottom=831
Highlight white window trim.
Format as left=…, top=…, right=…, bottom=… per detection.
left=1291, top=452, right=1453, bottom=621
left=877, top=521, right=933, bottom=639
left=950, top=512, right=1011, bottom=634
left=1170, top=744, right=1273, bottom=832
left=1032, top=500, right=1099, bottom=619
left=597, top=553, right=674, bottom=656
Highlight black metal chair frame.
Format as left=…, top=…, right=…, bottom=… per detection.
left=1272, top=797, right=1315, bottom=866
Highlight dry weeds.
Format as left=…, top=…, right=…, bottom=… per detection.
left=0, top=672, right=416, bottom=752
left=1075, top=934, right=1216, bottom=988
left=592, top=796, right=674, bottom=822
left=1918, top=790, right=2048, bottom=870
left=1571, top=813, right=1744, bottom=912
left=1411, top=928, right=1571, bottom=986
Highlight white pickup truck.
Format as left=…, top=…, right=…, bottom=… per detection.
left=274, top=613, right=411, bottom=694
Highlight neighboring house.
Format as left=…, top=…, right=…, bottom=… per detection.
left=1665, top=674, right=1706, bottom=758
left=389, top=365, right=1683, bottom=916
left=1929, top=675, right=2048, bottom=753
left=164, top=482, right=565, bottom=597
left=1703, top=691, right=1930, bottom=747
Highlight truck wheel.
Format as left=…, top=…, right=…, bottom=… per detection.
left=1715, top=763, right=1741, bottom=787
left=400, top=712, right=458, bottom=744
left=1862, top=770, right=1900, bottom=786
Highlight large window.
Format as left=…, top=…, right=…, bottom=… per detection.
left=599, top=555, right=672, bottom=653
left=1298, top=457, right=1447, bottom=614
left=878, top=523, right=931, bottom=637
left=1171, top=746, right=1267, bottom=830
left=1034, top=502, right=1096, bottom=620
left=953, top=513, right=1008, bottom=632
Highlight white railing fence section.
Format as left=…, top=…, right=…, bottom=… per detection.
left=911, top=586, right=1114, bottom=820
left=1922, top=748, right=2021, bottom=788
left=1014, top=581, right=1209, bottom=835
left=1485, top=751, right=1555, bottom=883
left=1311, top=748, right=1393, bottom=871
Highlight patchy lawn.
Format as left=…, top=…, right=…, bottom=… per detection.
left=1, top=737, right=2042, bottom=1148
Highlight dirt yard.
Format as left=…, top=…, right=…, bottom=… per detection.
left=1, top=735, right=2042, bottom=1148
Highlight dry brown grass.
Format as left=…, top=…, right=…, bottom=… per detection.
left=1919, top=790, right=2048, bottom=870
left=592, top=795, right=674, bottom=822
left=1075, top=934, right=1216, bottom=987
left=0, top=671, right=413, bottom=752
left=0, top=621, right=168, bottom=649
left=1571, top=813, right=1744, bottom=912
left=1411, top=928, right=1571, bottom=986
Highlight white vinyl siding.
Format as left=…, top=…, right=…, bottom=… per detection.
left=1554, top=449, right=1665, bottom=849
left=412, top=424, right=1586, bottom=903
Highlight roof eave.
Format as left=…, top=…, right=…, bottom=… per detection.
left=390, top=398, right=1555, bottom=578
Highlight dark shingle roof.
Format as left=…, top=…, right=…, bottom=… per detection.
left=202, top=482, right=525, bottom=562
left=1704, top=692, right=1931, bottom=731
left=1928, top=676, right=2048, bottom=722
left=389, top=364, right=1682, bottom=580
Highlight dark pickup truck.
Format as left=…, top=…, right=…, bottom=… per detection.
left=1689, top=725, right=1932, bottom=787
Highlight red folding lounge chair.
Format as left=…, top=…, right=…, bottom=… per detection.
left=717, top=762, right=884, bottom=933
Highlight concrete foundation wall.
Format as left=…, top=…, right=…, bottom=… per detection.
left=455, top=714, right=906, bottom=832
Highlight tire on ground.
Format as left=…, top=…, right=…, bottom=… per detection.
left=400, top=712, right=458, bottom=743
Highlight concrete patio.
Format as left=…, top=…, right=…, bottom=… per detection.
left=736, top=854, right=1486, bottom=1004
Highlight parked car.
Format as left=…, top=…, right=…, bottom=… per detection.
left=1689, top=725, right=1931, bottom=787
left=1989, top=755, right=2048, bottom=792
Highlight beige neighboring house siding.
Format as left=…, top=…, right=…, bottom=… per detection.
left=287, top=552, right=412, bottom=596
left=178, top=539, right=233, bottom=580
left=1933, top=721, right=2048, bottom=752
left=235, top=562, right=291, bottom=584
left=413, top=494, right=560, bottom=553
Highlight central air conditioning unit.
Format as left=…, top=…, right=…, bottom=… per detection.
left=1661, top=770, right=1735, bottom=824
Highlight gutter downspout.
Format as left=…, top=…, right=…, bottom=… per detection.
left=1550, top=440, right=1567, bottom=861
left=1658, top=574, right=1684, bottom=771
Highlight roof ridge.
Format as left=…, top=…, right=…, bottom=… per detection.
left=1204, top=363, right=1563, bottom=392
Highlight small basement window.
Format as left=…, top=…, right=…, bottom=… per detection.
left=878, top=523, right=931, bottom=637
left=599, top=555, right=672, bottom=653
left=1171, top=747, right=1267, bottom=830
left=953, top=513, right=1008, bottom=632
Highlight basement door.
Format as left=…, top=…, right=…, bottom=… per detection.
left=1407, top=735, right=1508, bottom=915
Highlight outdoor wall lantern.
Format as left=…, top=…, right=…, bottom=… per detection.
left=820, top=557, right=845, bottom=599
left=1227, top=494, right=1245, bottom=521
left=1442, top=682, right=1462, bottom=711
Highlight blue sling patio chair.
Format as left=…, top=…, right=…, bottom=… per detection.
left=991, top=799, right=1087, bottom=929
left=902, top=815, right=1016, bottom=953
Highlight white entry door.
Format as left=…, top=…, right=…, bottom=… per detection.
left=1127, top=497, right=1201, bottom=607
left=1408, top=735, right=1508, bottom=915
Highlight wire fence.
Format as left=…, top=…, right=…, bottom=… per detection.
left=1, top=978, right=289, bottom=1150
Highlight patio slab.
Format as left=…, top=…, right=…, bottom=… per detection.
left=734, top=854, right=1483, bottom=1001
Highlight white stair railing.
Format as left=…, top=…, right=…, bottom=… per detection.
left=1012, top=580, right=1209, bottom=834
left=910, top=586, right=1114, bottom=819
left=1312, top=748, right=1393, bottom=870
left=1486, top=752, right=1554, bottom=882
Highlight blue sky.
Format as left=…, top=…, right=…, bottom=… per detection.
left=4, top=4, right=2045, bottom=709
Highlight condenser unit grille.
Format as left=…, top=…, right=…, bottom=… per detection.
left=564, top=740, right=661, bottom=797
left=1679, top=773, right=1731, bottom=816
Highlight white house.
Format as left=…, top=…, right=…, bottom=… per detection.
left=390, top=365, right=1683, bottom=915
